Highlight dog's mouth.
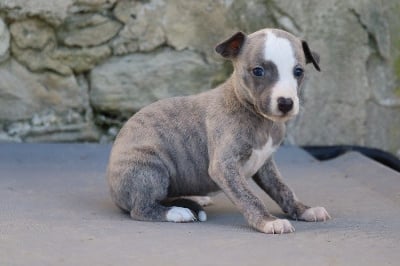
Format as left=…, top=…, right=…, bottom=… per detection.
left=256, top=102, right=299, bottom=122
left=274, top=113, right=297, bottom=122
left=266, top=113, right=297, bottom=122
left=255, top=108, right=297, bottom=122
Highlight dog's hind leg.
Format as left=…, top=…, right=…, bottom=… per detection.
left=112, top=165, right=197, bottom=223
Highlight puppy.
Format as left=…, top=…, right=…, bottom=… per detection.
left=107, top=28, right=330, bottom=234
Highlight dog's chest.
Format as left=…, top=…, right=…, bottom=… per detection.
left=242, top=137, right=277, bottom=178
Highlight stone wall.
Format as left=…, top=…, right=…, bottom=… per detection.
left=0, top=0, right=399, bottom=156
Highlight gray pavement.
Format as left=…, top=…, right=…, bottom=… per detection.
left=0, top=144, right=399, bottom=265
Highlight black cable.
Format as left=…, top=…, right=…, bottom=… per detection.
left=302, top=145, right=400, bottom=173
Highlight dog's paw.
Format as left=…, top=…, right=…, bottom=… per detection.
left=198, top=210, right=207, bottom=222
left=186, top=196, right=213, bottom=207
left=300, top=207, right=331, bottom=222
left=166, top=207, right=196, bottom=222
left=261, top=219, right=295, bottom=234
left=180, top=196, right=213, bottom=207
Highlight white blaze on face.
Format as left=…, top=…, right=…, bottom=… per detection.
left=263, top=32, right=299, bottom=116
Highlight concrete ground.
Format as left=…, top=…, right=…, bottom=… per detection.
left=0, top=144, right=399, bottom=266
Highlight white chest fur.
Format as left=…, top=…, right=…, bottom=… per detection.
left=242, top=137, right=277, bottom=178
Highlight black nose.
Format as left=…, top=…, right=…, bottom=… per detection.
left=277, top=97, right=293, bottom=114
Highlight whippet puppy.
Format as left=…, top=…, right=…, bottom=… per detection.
left=107, top=28, right=330, bottom=234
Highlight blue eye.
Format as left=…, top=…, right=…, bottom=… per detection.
left=252, top=67, right=264, bottom=77
left=293, top=66, right=304, bottom=78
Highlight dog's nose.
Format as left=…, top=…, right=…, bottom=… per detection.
left=277, top=97, right=293, bottom=114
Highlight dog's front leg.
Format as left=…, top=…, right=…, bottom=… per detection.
left=209, top=161, right=295, bottom=234
left=253, top=158, right=331, bottom=222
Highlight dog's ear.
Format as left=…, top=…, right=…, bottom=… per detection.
left=215, top=32, right=246, bottom=59
left=302, top=40, right=320, bottom=71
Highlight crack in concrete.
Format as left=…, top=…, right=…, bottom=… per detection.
left=350, top=8, right=400, bottom=108
left=349, top=8, right=383, bottom=60
left=266, top=1, right=302, bottom=35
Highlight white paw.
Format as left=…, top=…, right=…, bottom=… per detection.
left=300, top=207, right=331, bottom=222
left=262, top=219, right=295, bottom=234
left=198, top=210, right=207, bottom=222
left=166, top=207, right=196, bottom=222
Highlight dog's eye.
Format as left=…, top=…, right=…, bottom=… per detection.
left=293, top=66, right=304, bottom=78
left=252, top=67, right=265, bottom=77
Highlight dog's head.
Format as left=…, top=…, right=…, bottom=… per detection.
left=216, top=28, right=320, bottom=122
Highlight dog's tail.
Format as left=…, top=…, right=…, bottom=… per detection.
left=163, top=198, right=207, bottom=222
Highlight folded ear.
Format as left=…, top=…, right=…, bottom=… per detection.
left=302, top=40, right=320, bottom=71
left=215, top=32, right=246, bottom=59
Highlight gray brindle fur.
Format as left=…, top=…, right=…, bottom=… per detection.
left=107, top=28, right=331, bottom=234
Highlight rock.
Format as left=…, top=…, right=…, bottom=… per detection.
left=163, top=1, right=233, bottom=52
left=0, top=60, right=88, bottom=121
left=11, top=43, right=72, bottom=75
left=0, top=0, right=73, bottom=26
left=22, top=122, right=101, bottom=142
left=90, top=48, right=215, bottom=114
left=51, top=45, right=111, bottom=73
left=0, top=131, right=21, bottom=142
left=365, top=101, right=400, bottom=154
left=115, top=16, right=165, bottom=53
left=113, top=0, right=138, bottom=23
left=12, top=43, right=111, bottom=76
left=0, top=60, right=100, bottom=141
left=10, top=19, right=56, bottom=50
left=163, top=0, right=273, bottom=56
left=57, top=14, right=122, bottom=47
left=277, top=0, right=400, bottom=154
left=10, top=18, right=112, bottom=75
left=0, top=60, right=51, bottom=120
left=351, top=1, right=391, bottom=60
left=273, top=1, right=367, bottom=144
left=68, top=0, right=117, bottom=13
left=111, top=0, right=272, bottom=57
left=0, top=18, right=10, bottom=62
left=113, top=0, right=232, bottom=55
left=5, top=121, right=31, bottom=137
left=9, top=18, right=70, bottom=74
left=112, top=1, right=165, bottom=54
